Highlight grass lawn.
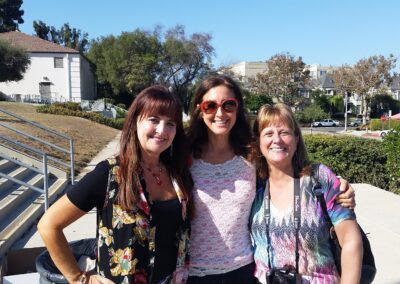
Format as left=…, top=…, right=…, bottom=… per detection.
left=0, top=102, right=120, bottom=173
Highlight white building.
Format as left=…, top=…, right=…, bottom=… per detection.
left=0, top=31, right=96, bottom=103
left=306, top=64, right=337, bottom=80
left=229, top=61, right=267, bottom=82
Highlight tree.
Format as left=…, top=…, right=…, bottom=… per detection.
left=0, top=0, right=24, bottom=32
left=158, top=25, right=214, bottom=112
left=87, top=25, right=215, bottom=109
left=0, top=39, right=30, bottom=82
left=33, top=21, right=89, bottom=53
left=351, top=54, right=397, bottom=124
left=244, top=90, right=273, bottom=113
left=87, top=30, right=162, bottom=105
left=295, top=104, right=328, bottom=124
left=249, top=53, right=310, bottom=106
left=331, top=65, right=356, bottom=97
left=370, top=94, right=400, bottom=118
left=310, top=89, right=331, bottom=113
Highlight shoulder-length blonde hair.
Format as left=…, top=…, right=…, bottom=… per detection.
left=117, top=85, right=193, bottom=213
left=252, top=103, right=311, bottom=180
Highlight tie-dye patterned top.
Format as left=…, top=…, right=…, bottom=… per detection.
left=250, top=164, right=356, bottom=284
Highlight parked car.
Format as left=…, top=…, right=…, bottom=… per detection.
left=349, top=118, right=370, bottom=127
left=380, top=129, right=396, bottom=137
left=312, top=119, right=340, bottom=127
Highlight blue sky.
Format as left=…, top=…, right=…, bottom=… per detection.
left=19, top=0, right=400, bottom=69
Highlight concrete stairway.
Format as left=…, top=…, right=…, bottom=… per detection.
left=0, top=156, right=67, bottom=258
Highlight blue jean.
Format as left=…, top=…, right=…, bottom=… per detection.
left=187, top=262, right=257, bottom=284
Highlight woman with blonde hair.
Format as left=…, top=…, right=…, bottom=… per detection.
left=250, top=103, right=362, bottom=283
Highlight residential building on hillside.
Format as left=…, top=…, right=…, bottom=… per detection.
left=229, top=61, right=267, bottom=82
left=306, top=64, right=337, bottom=80
left=0, top=31, right=96, bottom=103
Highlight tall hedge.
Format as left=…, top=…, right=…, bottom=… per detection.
left=382, top=130, right=400, bottom=193
left=304, top=134, right=388, bottom=190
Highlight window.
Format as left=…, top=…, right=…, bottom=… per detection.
left=54, top=57, right=64, bottom=68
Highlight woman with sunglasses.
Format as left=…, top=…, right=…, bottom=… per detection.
left=185, top=75, right=355, bottom=284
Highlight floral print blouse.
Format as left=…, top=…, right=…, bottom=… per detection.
left=67, top=159, right=190, bottom=284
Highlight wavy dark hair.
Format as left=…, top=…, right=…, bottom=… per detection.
left=117, top=85, right=193, bottom=214
left=252, top=103, right=311, bottom=180
left=187, top=75, right=252, bottom=159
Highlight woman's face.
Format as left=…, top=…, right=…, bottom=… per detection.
left=136, top=114, right=176, bottom=158
left=199, top=85, right=238, bottom=138
left=259, top=122, right=298, bottom=169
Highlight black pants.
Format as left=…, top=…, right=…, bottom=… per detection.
left=187, top=262, right=257, bottom=284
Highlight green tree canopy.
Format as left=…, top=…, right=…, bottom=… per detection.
left=33, top=21, right=89, bottom=53
left=244, top=91, right=273, bottom=113
left=87, top=30, right=162, bottom=105
left=370, top=94, right=400, bottom=118
left=87, top=25, right=214, bottom=109
left=0, top=0, right=24, bottom=32
left=310, top=89, right=331, bottom=113
left=295, top=104, right=328, bottom=124
left=0, top=39, right=30, bottom=82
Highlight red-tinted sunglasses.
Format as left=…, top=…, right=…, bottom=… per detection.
left=199, top=98, right=239, bottom=114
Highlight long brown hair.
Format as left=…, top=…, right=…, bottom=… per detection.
left=117, top=85, right=193, bottom=212
left=252, top=103, right=310, bottom=180
left=187, top=75, right=252, bottom=159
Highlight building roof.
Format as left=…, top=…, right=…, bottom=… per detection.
left=320, top=74, right=335, bottom=89
left=0, top=31, right=79, bottom=54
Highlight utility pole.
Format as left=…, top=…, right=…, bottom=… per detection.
left=344, top=91, right=349, bottom=132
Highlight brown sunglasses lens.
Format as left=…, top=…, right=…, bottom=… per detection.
left=201, top=99, right=238, bottom=114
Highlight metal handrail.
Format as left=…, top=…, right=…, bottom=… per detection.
left=0, top=107, right=75, bottom=184
left=0, top=137, right=50, bottom=209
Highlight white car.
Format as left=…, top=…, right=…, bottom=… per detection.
left=380, top=129, right=396, bottom=137
left=312, top=119, right=340, bottom=127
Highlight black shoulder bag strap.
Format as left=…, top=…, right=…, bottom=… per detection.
left=264, top=178, right=301, bottom=274
left=311, top=164, right=332, bottom=227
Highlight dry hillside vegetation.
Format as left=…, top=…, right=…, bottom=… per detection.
left=0, top=102, right=119, bottom=173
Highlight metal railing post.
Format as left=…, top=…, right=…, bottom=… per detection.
left=43, top=153, right=49, bottom=210
left=70, top=138, right=75, bottom=185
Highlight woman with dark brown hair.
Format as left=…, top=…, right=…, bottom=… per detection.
left=38, top=85, right=193, bottom=284
left=186, top=75, right=356, bottom=284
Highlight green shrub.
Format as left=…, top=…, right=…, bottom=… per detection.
left=36, top=103, right=124, bottom=130
left=116, top=103, right=127, bottom=109
left=369, top=118, right=400, bottom=131
left=304, top=134, right=388, bottom=189
left=382, top=126, right=400, bottom=193
left=295, top=104, right=328, bottom=124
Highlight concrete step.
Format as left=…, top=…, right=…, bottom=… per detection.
left=0, top=167, right=32, bottom=193
left=0, top=159, right=16, bottom=173
left=0, top=178, right=68, bottom=258
left=0, top=174, right=45, bottom=222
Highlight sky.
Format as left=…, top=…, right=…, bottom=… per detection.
left=18, top=0, right=400, bottom=70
